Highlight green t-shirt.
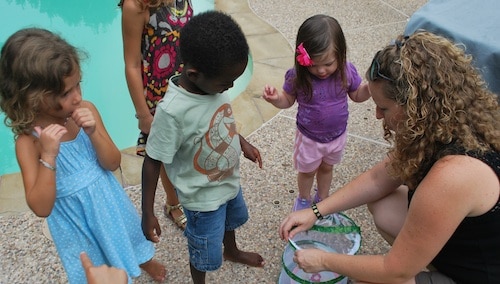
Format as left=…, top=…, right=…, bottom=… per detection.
left=146, top=75, right=241, bottom=211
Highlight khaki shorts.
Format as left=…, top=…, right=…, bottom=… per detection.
left=415, top=271, right=456, bottom=284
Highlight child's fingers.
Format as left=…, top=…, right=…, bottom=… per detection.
left=262, top=85, right=273, bottom=98
left=33, top=126, right=42, bottom=137
left=254, top=150, right=263, bottom=168
left=72, top=108, right=97, bottom=135
left=43, top=124, right=68, bottom=140
left=148, top=231, right=160, bottom=243
left=145, top=226, right=161, bottom=243
left=151, top=235, right=160, bottom=243
left=267, top=85, right=276, bottom=93
left=72, top=108, right=95, bottom=125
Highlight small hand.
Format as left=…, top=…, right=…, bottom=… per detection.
left=34, top=124, right=67, bottom=159
left=240, top=136, right=263, bottom=168
left=72, top=108, right=96, bottom=135
left=243, top=145, right=262, bottom=169
left=279, top=209, right=316, bottom=240
left=80, top=252, right=127, bottom=284
left=141, top=214, right=161, bottom=243
left=262, top=84, right=279, bottom=103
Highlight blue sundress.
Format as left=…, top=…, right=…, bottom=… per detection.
left=45, top=129, right=154, bottom=283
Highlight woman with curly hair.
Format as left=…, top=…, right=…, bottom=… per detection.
left=279, top=31, right=500, bottom=284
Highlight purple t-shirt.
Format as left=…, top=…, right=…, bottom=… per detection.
left=283, top=62, right=362, bottom=143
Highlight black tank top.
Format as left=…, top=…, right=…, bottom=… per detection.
left=408, top=150, right=500, bottom=283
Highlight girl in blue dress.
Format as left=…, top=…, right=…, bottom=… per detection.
left=0, top=28, right=166, bottom=283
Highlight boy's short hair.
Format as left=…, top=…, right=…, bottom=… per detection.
left=180, top=10, right=249, bottom=78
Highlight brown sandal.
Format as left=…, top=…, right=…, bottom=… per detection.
left=164, top=203, right=187, bottom=230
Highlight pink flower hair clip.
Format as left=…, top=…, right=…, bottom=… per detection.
left=296, top=42, right=313, bottom=67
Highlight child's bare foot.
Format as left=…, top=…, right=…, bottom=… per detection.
left=224, top=249, right=265, bottom=268
left=140, top=259, right=166, bottom=282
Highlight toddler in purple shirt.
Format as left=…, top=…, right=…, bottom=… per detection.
left=262, top=14, right=371, bottom=211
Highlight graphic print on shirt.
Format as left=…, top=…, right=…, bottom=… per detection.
left=193, top=103, right=239, bottom=182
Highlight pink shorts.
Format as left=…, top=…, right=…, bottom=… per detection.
left=293, top=130, right=347, bottom=173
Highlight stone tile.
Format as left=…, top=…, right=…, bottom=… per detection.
left=381, top=0, right=429, bottom=17
left=232, top=92, right=280, bottom=137
left=215, top=0, right=250, bottom=14
left=247, top=32, right=293, bottom=62
left=232, top=12, right=278, bottom=36
left=0, top=173, right=29, bottom=216
left=114, top=152, right=144, bottom=188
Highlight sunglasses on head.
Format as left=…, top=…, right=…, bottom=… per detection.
left=369, top=50, right=394, bottom=82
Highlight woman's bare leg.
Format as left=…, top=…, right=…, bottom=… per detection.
left=367, top=185, right=409, bottom=245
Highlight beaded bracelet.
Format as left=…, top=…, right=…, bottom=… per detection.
left=39, top=159, right=56, bottom=171
left=311, top=203, right=323, bottom=220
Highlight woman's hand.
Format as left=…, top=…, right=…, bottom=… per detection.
left=279, top=208, right=317, bottom=240
left=294, top=248, right=329, bottom=273
left=80, top=252, right=127, bottom=284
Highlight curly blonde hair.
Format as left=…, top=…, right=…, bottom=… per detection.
left=0, top=28, right=84, bottom=137
left=368, top=31, right=500, bottom=189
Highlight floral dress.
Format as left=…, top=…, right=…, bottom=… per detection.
left=137, top=0, right=193, bottom=155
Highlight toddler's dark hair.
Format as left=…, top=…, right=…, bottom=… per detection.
left=180, top=10, right=249, bottom=78
left=295, top=14, right=347, bottom=100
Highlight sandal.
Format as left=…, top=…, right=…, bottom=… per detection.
left=164, top=203, right=187, bottom=230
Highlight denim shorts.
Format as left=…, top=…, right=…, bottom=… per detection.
left=183, top=188, right=249, bottom=272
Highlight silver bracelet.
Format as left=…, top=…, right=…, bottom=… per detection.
left=39, top=159, right=56, bottom=171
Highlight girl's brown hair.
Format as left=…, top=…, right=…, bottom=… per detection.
left=294, top=14, right=348, bottom=101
